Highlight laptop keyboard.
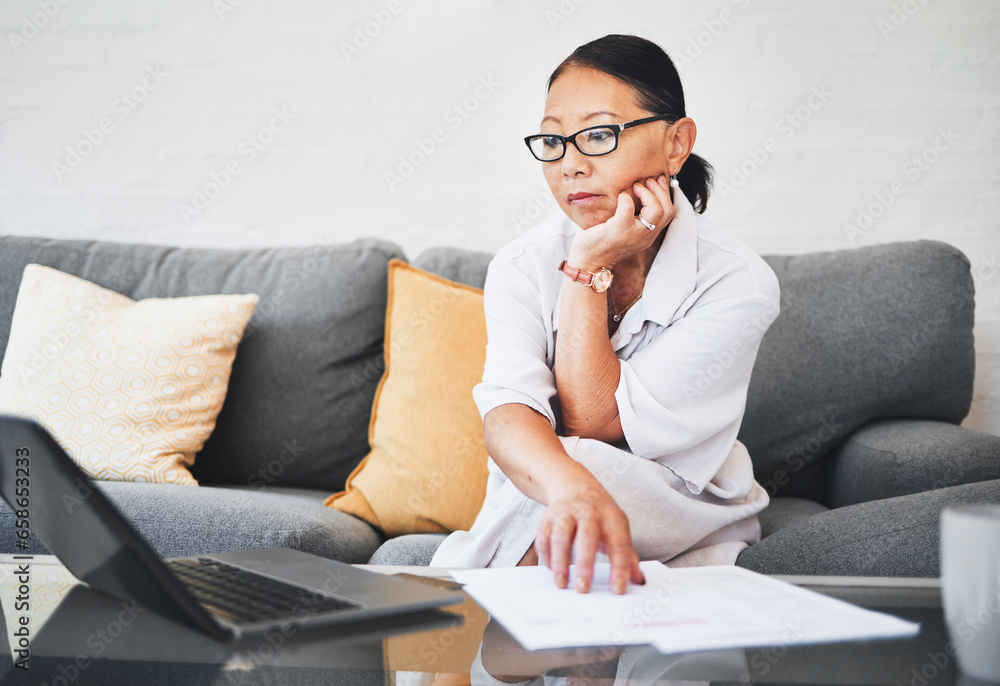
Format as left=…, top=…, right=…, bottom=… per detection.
left=165, top=557, right=361, bottom=624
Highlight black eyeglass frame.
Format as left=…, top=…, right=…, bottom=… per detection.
left=524, top=114, right=676, bottom=162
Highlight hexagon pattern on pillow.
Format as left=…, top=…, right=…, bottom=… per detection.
left=0, top=562, right=78, bottom=649
left=0, top=264, right=258, bottom=484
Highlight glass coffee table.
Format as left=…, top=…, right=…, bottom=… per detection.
left=0, top=561, right=973, bottom=685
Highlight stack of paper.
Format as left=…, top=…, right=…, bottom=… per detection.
left=451, top=562, right=919, bottom=653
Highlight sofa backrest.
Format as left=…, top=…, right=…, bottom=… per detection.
left=745, top=240, right=975, bottom=499
left=0, top=235, right=404, bottom=492
left=0, top=237, right=975, bottom=500
left=416, top=241, right=977, bottom=501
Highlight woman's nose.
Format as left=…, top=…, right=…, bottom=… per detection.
left=560, top=142, right=591, bottom=177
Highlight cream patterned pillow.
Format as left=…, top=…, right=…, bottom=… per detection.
left=0, top=265, right=258, bottom=485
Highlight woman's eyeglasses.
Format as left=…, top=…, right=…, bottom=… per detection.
left=524, top=114, right=675, bottom=162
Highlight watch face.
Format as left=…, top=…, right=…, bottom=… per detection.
left=592, top=269, right=613, bottom=293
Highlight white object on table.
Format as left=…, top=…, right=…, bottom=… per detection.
left=941, top=505, right=1000, bottom=681
left=451, top=561, right=919, bottom=654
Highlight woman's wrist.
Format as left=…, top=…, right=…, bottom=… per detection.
left=567, top=229, right=626, bottom=271
left=544, top=467, right=606, bottom=506
left=564, top=247, right=612, bottom=275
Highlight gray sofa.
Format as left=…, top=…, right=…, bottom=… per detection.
left=1, top=234, right=998, bottom=577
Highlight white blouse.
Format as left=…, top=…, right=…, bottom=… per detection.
left=431, top=189, right=780, bottom=570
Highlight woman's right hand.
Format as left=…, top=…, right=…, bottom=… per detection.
left=483, top=404, right=645, bottom=594
left=535, top=480, right=645, bottom=595
left=566, top=174, right=674, bottom=271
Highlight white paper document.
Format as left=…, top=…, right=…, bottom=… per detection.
left=451, top=562, right=919, bottom=653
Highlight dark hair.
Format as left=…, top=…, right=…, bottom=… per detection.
left=548, top=34, right=713, bottom=213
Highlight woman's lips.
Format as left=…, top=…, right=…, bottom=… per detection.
left=567, top=192, right=600, bottom=205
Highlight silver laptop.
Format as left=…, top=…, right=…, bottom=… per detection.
left=0, top=416, right=462, bottom=639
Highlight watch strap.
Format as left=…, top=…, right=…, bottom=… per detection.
left=558, top=260, right=613, bottom=292
left=558, top=260, right=594, bottom=286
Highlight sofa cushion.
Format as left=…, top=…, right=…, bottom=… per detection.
left=0, top=236, right=404, bottom=491
left=736, top=479, right=1000, bottom=577
left=757, top=497, right=829, bottom=539
left=367, top=500, right=831, bottom=566
left=825, top=419, right=1000, bottom=508
left=0, top=481, right=383, bottom=563
left=740, top=241, right=975, bottom=500
left=369, top=533, right=448, bottom=566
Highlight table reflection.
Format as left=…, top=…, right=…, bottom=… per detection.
left=0, top=563, right=972, bottom=686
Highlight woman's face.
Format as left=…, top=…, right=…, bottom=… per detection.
left=540, top=67, right=675, bottom=230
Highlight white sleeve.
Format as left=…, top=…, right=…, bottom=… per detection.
left=472, top=256, right=558, bottom=428
left=614, top=289, right=779, bottom=493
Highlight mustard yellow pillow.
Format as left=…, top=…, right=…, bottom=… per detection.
left=0, top=264, right=258, bottom=485
left=326, top=259, right=489, bottom=536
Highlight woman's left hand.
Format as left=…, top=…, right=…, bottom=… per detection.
left=567, top=173, right=675, bottom=269
left=535, top=480, right=646, bottom=595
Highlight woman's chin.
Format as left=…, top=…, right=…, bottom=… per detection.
left=567, top=206, right=614, bottom=230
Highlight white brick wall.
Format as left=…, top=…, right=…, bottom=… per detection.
left=1, top=0, right=998, bottom=434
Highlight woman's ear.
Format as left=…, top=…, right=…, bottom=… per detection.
left=667, top=117, right=697, bottom=174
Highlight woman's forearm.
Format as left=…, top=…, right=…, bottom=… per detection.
left=484, top=402, right=645, bottom=594
left=484, top=403, right=602, bottom=505
left=553, top=267, right=624, bottom=443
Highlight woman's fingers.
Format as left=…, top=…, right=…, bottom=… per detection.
left=649, top=174, right=675, bottom=219
left=631, top=552, right=646, bottom=586
left=612, top=191, right=636, bottom=230
left=548, top=510, right=576, bottom=589
left=535, top=518, right=552, bottom=569
left=535, top=493, right=641, bottom=595
left=632, top=179, right=660, bottom=226
left=602, top=508, right=641, bottom=595
left=634, top=174, right=675, bottom=232
left=571, top=515, right=601, bottom=593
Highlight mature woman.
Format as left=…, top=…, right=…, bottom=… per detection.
left=431, top=34, right=779, bottom=596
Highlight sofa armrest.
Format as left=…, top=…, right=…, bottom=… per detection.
left=825, top=419, right=1000, bottom=508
